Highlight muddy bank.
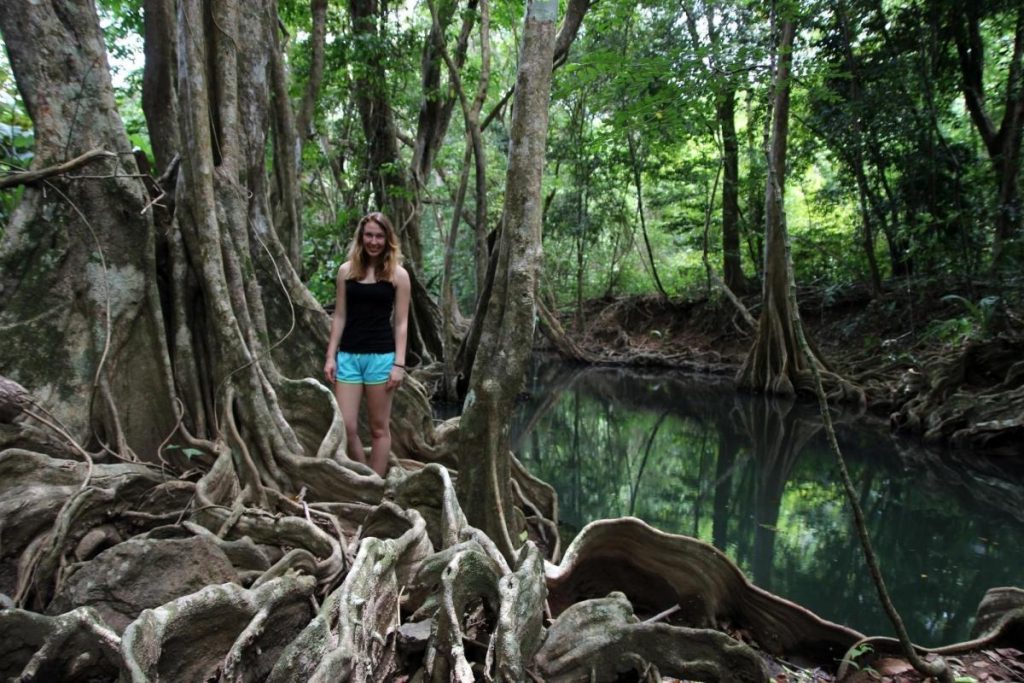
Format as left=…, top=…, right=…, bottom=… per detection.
left=541, top=281, right=1024, bottom=458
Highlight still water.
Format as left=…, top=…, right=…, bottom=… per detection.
left=509, top=358, right=1024, bottom=646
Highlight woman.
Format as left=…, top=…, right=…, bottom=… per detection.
left=324, top=212, right=410, bottom=477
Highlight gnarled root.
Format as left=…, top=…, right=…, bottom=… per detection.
left=535, top=592, right=766, bottom=682
left=47, top=533, right=239, bottom=633
left=490, top=542, right=548, bottom=681
left=121, top=575, right=315, bottom=681
left=891, top=337, right=1024, bottom=454
left=0, top=449, right=170, bottom=609
left=267, top=535, right=416, bottom=681
left=546, top=517, right=863, bottom=665
left=425, top=545, right=504, bottom=681
left=971, top=586, right=1024, bottom=641
left=0, top=606, right=122, bottom=682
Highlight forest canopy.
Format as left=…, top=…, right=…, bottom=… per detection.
left=3, top=0, right=1021, bottom=310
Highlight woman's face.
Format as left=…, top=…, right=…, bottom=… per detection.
left=362, top=221, right=387, bottom=259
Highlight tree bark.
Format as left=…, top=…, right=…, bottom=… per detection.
left=456, top=0, right=559, bottom=562
left=0, top=0, right=177, bottom=457
left=142, top=0, right=181, bottom=173
left=268, top=1, right=304, bottom=274
left=737, top=16, right=827, bottom=398
left=295, top=0, right=329, bottom=143
left=719, top=87, right=745, bottom=293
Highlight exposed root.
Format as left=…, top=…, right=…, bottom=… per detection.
left=546, top=517, right=863, bottom=664
left=48, top=533, right=239, bottom=633
left=490, top=542, right=547, bottom=681
left=266, top=537, right=409, bottom=681
left=121, top=576, right=315, bottom=681
left=892, top=336, right=1024, bottom=454
left=0, top=449, right=168, bottom=608
left=426, top=546, right=503, bottom=681
left=534, top=591, right=766, bottom=682
left=0, top=606, right=122, bottom=682
left=2, top=379, right=1017, bottom=682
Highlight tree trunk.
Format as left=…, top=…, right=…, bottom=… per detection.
left=745, top=90, right=766, bottom=279
left=737, top=18, right=815, bottom=396
left=719, top=87, right=745, bottom=293
left=142, top=0, right=180, bottom=173
left=268, top=1, right=304, bottom=274
left=684, top=2, right=746, bottom=295
left=737, top=12, right=861, bottom=403
left=626, top=131, right=669, bottom=300
left=456, top=0, right=559, bottom=562
left=455, top=0, right=593, bottom=397
left=737, top=16, right=802, bottom=395
left=346, top=0, right=458, bottom=364
left=0, top=0, right=176, bottom=457
left=951, top=4, right=1024, bottom=267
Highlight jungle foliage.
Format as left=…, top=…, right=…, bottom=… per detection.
left=3, top=0, right=1020, bottom=313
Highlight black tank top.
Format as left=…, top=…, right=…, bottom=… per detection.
left=339, top=280, right=396, bottom=353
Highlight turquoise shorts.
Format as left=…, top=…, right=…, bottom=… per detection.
left=336, top=351, right=395, bottom=385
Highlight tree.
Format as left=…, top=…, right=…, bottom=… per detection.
left=948, top=0, right=1024, bottom=267
left=0, top=0, right=391, bottom=620
left=683, top=0, right=757, bottom=294
left=736, top=5, right=857, bottom=402
left=456, top=0, right=559, bottom=561
left=0, top=0, right=176, bottom=457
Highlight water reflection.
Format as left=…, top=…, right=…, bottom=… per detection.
left=511, top=358, right=1024, bottom=646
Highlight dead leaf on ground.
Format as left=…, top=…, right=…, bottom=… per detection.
left=875, top=657, right=914, bottom=675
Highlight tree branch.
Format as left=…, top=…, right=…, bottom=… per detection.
left=0, top=149, right=116, bottom=190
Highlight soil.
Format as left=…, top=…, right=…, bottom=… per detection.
left=547, top=278, right=1024, bottom=458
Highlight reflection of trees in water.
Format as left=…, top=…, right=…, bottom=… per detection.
left=513, top=358, right=1024, bottom=643
left=733, top=397, right=820, bottom=590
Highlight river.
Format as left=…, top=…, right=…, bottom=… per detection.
left=507, top=357, right=1024, bottom=646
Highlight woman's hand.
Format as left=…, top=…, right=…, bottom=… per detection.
left=386, top=365, right=405, bottom=391
left=324, top=356, right=336, bottom=383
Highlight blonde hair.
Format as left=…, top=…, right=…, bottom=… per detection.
left=347, top=212, right=402, bottom=281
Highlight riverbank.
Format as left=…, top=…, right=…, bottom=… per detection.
left=542, top=279, right=1024, bottom=458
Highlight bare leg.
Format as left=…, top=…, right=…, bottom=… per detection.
left=335, top=382, right=366, bottom=464
left=364, top=383, right=395, bottom=476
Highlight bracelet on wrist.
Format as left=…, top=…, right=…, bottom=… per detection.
left=393, top=363, right=405, bottom=369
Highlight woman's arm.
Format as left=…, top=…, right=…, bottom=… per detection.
left=324, top=262, right=350, bottom=383
left=386, top=266, right=411, bottom=390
